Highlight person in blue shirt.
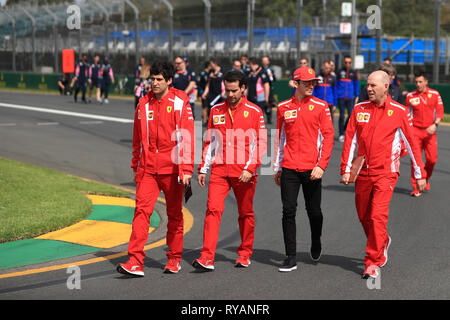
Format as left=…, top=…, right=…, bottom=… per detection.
left=336, top=56, right=359, bottom=142
left=313, top=60, right=337, bottom=125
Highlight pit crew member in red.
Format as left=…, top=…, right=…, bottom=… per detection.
left=192, top=71, right=267, bottom=271
left=406, top=70, right=444, bottom=196
left=340, top=71, right=426, bottom=280
left=117, top=61, right=195, bottom=277
left=273, top=66, right=334, bottom=272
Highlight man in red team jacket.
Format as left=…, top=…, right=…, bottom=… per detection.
left=117, top=61, right=195, bottom=277
left=406, top=71, right=444, bottom=197
left=340, top=71, right=426, bottom=279
left=193, top=71, right=267, bottom=271
left=273, top=66, right=335, bottom=272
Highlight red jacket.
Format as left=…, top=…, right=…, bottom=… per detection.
left=340, top=96, right=426, bottom=179
left=406, top=87, right=444, bottom=129
left=132, top=87, right=195, bottom=181
left=273, top=95, right=334, bottom=172
left=198, top=96, right=267, bottom=177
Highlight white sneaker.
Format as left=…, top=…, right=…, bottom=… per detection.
left=380, top=236, right=392, bottom=268
left=339, top=135, right=345, bottom=143
left=104, top=99, right=109, bottom=104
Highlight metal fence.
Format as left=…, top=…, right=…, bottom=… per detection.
left=0, top=0, right=447, bottom=83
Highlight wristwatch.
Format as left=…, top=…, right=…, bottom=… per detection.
left=435, top=122, right=439, bottom=127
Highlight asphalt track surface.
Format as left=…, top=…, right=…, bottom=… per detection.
left=0, top=91, right=449, bottom=300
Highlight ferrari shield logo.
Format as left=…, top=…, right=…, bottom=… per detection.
left=167, top=106, right=172, bottom=113
left=388, top=110, right=394, bottom=117
left=244, top=111, right=249, bottom=118
left=309, top=105, right=315, bottom=111
left=428, top=94, right=432, bottom=98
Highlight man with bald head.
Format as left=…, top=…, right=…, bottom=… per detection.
left=340, top=70, right=426, bottom=280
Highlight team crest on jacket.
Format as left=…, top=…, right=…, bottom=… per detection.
left=309, top=105, right=315, bottom=111
left=148, top=111, right=154, bottom=120
left=357, top=112, right=370, bottom=123
left=428, top=93, right=432, bottom=98
left=244, top=111, right=249, bottom=118
left=213, top=114, right=226, bottom=125
left=284, top=110, right=297, bottom=120
left=167, top=106, right=172, bottom=113
left=388, top=110, right=394, bottom=117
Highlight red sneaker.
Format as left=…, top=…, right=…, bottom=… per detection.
left=164, top=259, right=181, bottom=274
left=116, top=260, right=144, bottom=277
left=425, top=181, right=431, bottom=191
left=192, top=256, right=215, bottom=271
left=235, top=256, right=251, bottom=268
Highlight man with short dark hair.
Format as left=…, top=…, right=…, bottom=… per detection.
left=71, top=53, right=89, bottom=103
left=406, top=71, right=444, bottom=196
left=313, top=60, right=337, bottom=124
left=117, top=61, right=195, bottom=277
left=193, top=70, right=267, bottom=271
left=201, top=58, right=225, bottom=120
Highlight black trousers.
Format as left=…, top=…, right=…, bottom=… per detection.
left=280, top=168, right=323, bottom=256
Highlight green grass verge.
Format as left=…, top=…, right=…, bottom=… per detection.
left=0, top=158, right=130, bottom=243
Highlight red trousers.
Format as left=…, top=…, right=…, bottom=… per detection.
left=128, top=173, right=184, bottom=265
left=200, top=174, right=257, bottom=260
left=355, top=173, right=398, bottom=268
left=410, top=126, right=437, bottom=190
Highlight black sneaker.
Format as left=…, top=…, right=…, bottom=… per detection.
left=310, top=241, right=322, bottom=262
left=278, top=255, right=297, bottom=272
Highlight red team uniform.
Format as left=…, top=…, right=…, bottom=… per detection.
left=406, top=87, right=444, bottom=194
left=196, top=95, right=267, bottom=268
left=340, top=95, right=426, bottom=275
left=124, top=87, right=195, bottom=275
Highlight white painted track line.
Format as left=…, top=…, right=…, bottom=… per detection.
left=0, top=102, right=133, bottom=124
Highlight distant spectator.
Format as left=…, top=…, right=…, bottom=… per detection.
left=88, top=54, right=101, bottom=103
left=201, top=58, right=225, bottom=123
left=71, top=53, right=89, bottom=103
left=313, top=60, right=337, bottom=124
left=58, top=73, right=71, bottom=96
left=100, top=56, right=115, bottom=104
left=134, top=64, right=151, bottom=109
left=289, top=57, right=309, bottom=88
left=173, top=56, right=197, bottom=119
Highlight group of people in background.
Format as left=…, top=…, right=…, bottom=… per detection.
left=57, top=54, right=115, bottom=104
left=133, top=54, right=277, bottom=125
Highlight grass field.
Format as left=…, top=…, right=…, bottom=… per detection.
left=0, top=158, right=130, bottom=243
